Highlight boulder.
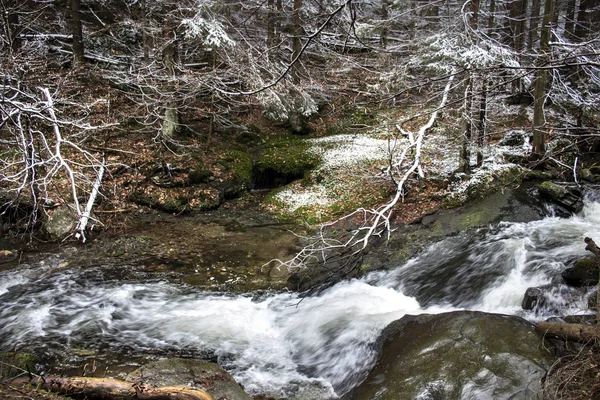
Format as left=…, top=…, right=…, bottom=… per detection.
left=344, top=311, right=555, bottom=400
left=126, top=358, right=251, bottom=400
left=538, top=181, right=583, bottom=216
left=580, top=166, right=600, bottom=183
left=44, top=205, right=76, bottom=239
left=522, top=286, right=546, bottom=310
left=562, top=258, right=600, bottom=287
left=522, top=284, right=585, bottom=314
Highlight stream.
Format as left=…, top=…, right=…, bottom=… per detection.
left=1, top=197, right=600, bottom=398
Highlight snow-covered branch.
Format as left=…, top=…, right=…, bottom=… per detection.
left=269, top=72, right=456, bottom=274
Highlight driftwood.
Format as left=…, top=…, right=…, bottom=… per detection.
left=10, top=376, right=215, bottom=400
left=535, top=321, right=600, bottom=342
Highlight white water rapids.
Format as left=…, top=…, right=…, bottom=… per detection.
left=1, top=200, right=600, bottom=398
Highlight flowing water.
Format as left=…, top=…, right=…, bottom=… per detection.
left=1, top=198, right=600, bottom=398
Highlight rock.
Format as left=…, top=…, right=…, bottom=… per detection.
left=498, top=130, right=529, bottom=147
left=588, top=290, right=598, bottom=311
left=44, top=205, right=76, bottom=239
left=580, top=166, right=600, bottom=183
left=344, top=311, right=555, bottom=400
left=562, top=258, right=600, bottom=287
left=522, top=286, right=545, bottom=310
left=126, top=358, right=251, bottom=400
left=538, top=181, right=583, bottom=215
left=188, top=168, right=214, bottom=185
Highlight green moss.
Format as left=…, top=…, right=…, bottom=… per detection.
left=1, top=352, right=38, bottom=378
left=255, top=135, right=320, bottom=176
left=325, top=106, right=378, bottom=136
left=219, top=150, right=253, bottom=187
left=188, top=168, right=214, bottom=184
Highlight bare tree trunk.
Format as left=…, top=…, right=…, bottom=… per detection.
left=488, top=0, right=496, bottom=34
left=563, top=0, right=577, bottom=41
left=471, top=0, right=481, bottom=30
left=292, top=0, right=303, bottom=84
left=70, top=0, right=84, bottom=67
left=459, top=73, right=473, bottom=174
left=528, top=0, right=541, bottom=49
left=574, top=0, right=591, bottom=41
left=4, top=0, right=22, bottom=53
left=476, top=78, right=487, bottom=167
left=267, top=0, right=275, bottom=47
left=531, top=0, right=554, bottom=159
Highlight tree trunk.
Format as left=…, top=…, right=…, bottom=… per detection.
left=70, top=0, right=84, bottom=67
left=380, top=0, right=391, bottom=47
left=536, top=321, right=600, bottom=341
left=471, top=0, right=480, bottom=31
left=5, top=0, right=22, bottom=53
left=475, top=78, right=487, bottom=167
left=10, top=377, right=215, bottom=400
left=459, top=73, right=474, bottom=173
left=508, top=0, right=526, bottom=52
left=574, top=0, right=591, bottom=41
left=531, top=0, right=554, bottom=159
left=291, top=0, right=303, bottom=84
left=267, top=0, right=275, bottom=47
left=488, top=0, right=496, bottom=34
left=563, top=0, right=577, bottom=41
left=528, top=0, right=541, bottom=50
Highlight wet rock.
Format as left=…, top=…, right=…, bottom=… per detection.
left=588, top=290, right=598, bottom=311
left=562, top=258, right=600, bottom=287
left=538, top=181, right=583, bottom=216
left=44, top=205, right=76, bottom=240
left=522, top=286, right=546, bottom=310
left=126, top=358, right=251, bottom=400
left=344, top=311, right=555, bottom=400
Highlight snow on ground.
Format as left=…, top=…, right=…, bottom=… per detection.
left=273, top=127, right=529, bottom=215
left=273, top=134, right=393, bottom=213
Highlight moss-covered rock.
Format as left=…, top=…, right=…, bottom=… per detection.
left=253, top=135, right=320, bottom=188
left=345, top=311, right=555, bottom=400
left=129, top=186, right=222, bottom=213
left=562, top=257, right=600, bottom=287
left=538, top=181, right=583, bottom=215
left=442, top=165, right=524, bottom=209
left=580, top=166, right=600, bottom=183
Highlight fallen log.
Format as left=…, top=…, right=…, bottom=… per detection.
left=10, top=376, right=215, bottom=400
left=535, top=321, right=600, bottom=342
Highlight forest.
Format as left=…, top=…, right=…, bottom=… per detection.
left=1, top=0, right=598, bottom=239
left=1, top=0, right=600, bottom=399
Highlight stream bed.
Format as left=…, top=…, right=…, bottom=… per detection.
left=1, top=195, right=600, bottom=398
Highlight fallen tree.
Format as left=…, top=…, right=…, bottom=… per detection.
left=535, top=321, right=600, bottom=342
left=9, top=376, right=215, bottom=400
